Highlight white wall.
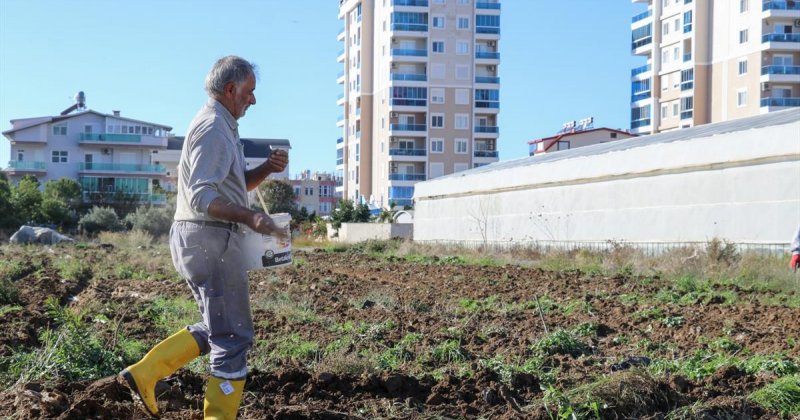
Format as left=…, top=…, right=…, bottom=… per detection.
left=414, top=111, right=800, bottom=246
left=327, top=223, right=413, bottom=243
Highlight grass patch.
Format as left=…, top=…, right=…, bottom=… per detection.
left=272, top=333, right=320, bottom=362
left=54, top=257, right=92, bottom=283
left=255, top=292, right=320, bottom=325
left=141, top=296, right=199, bottom=335
left=748, top=375, right=800, bottom=417
left=532, top=329, right=590, bottom=357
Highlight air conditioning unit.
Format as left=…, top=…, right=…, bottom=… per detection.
left=488, top=41, right=496, bottom=47
left=794, top=18, right=800, bottom=28
left=101, top=148, right=111, bottom=155
left=391, top=62, right=398, bottom=69
left=487, top=65, right=496, bottom=71
left=391, top=112, right=399, bottom=118
left=761, top=82, right=770, bottom=92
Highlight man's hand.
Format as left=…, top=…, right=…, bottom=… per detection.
left=791, top=253, right=800, bottom=272
left=249, top=211, right=289, bottom=242
left=265, top=149, right=288, bottom=174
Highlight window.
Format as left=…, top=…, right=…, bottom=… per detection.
left=456, top=40, right=469, bottom=55
left=430, top=138, right=444, bottom=153
left=661, top=104, right=669, bottom=119
left=51, top=150, right=68, bottom=163
left=739, top=29, right=748, bottom=44
left=737, top=89, right=747, bottom=107
left=457, top=17, right=469, bottom=29
left=662, top=0, right=669, bottom=8
left=455, top=139, right=468, bottom=154
left=432, top=41, right=445, bottom=53
left=661, top=74, right=669, bottom=91
left=738, top=59, right=748, bottom=75
left=455, top=114, right=469, bottom=129
left=458, top=0, right=469, bottom=4
left=52, top=124, right=67, bottom=136
left=320, top=185, right=331, bottom=197
left=673, top=103, right=679, bottom=116
left=455, top=65, right=469, bottom=80
left=429, top=162, right=444, bottom=179
left=663, top=22, right=670, bottom=36
left=431, top=88, right=445, bottom=104
left=740, top=0, right=748, bottom=13
left=294, top=187, right=301, bottom=196
left=432, top=16, right=445, bottom=28
left=455, top=89, right=469, bottom=104
left=557, top=141, right=570, bottom=151
left=431, top=114, right=444, bottom=128
left=304, top=186, right=314, bottom=196
left=454, top=163, right=468, bottom=173
left=431, top=63, right=445, bottom=79
left=674, top=18, right=680, bottom=33
left=320, top=202, right=332, bottom=214
left=673, top=46, right=679, bottom=61
left=662, top=50, right=669, bottom=64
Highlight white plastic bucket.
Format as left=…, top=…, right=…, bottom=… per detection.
left=241, top=213, right=292, bottom=270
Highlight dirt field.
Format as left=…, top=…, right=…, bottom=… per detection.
left=0, top=241, right=798, bottom=419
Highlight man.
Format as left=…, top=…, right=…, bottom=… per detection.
left=119, top=55, right=288, bottom=419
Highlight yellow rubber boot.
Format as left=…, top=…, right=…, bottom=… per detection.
left=119, top=328, right=200, bottom=417
left=204, top=376, right=245, bottom=420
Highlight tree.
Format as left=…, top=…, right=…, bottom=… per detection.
left=330, top=199, right=355, bottom=230
left=78, top=206, right=124, bottom=235
left=354, top=202, right=371, bottom=222
left=0, top=175, right=14, bottom=228
left=256, top=179, right=297, bottom=215
left=10, top=175, right=42, bottom=225
left=40, top=178, right=83, bottom=227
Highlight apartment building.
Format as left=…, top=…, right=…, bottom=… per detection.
left=289, top=170, right=341, bottom=216
left=630, top=0, right=800, bottom=134
left=337, top=0, right=501, bottom=209
left=2, top=95, right=171, bottom=205
left=158, top=137, right=291, bottom=193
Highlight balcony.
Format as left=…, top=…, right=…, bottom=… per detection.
left=475, top=51, right=500, bottom=59
left=631, top=36, right=652, bottom=50
left=476, top=2, right=501, bottom=9
left=389, top=148, right=427, bottom=156
left=631, top=118, right=651, bottom=129
left=389, top=123, right=427, bottom=131
left=337, top=137, right=344, bottom=144
left=631, top=91, right=651, bottom=102
left=681, top=81, right=694, bottom=91
left=337, top=115, right=345, bottom=126
left=763, top=0, right=800, bottom=10
left=337, top=70, right=345, bottom=79
left=82, top=191, right=166, bottom=205
left=391, top=72, right=427, bottom=81
left=476, top=26, right=500, bottom=34
left=336, top=158, right=344, bottom=166
left=762, top=33, right=800, bottom=44
left=474, top=150, right=499, bottom=158
left=683, top=52, right=692, bottom=62
left=6, top=160, right=46, bottom=171
left=79, top=133, right=141, bottom=143
left=760, top=97, right=800, bottom=107
left=391, top=23, right=428, bottom=32
left=475, top=76, right=500, bottom=84
left=474, top=126, right=499, bottom=134
left=631, top=10, right=652, bottom=23
left=389, top=173, right=426, bottom=181
left=631, top=64, right=651, bottom=77
left=391, top=98, right=427, bottom=107
left=475, top=101, right=500, bottom=109
left=762, top=65, right=800, bottom=75
left=680, top=110, right=693, bottom=120
left=78, top=162, right=166, bottom=173
left=391, top=48, right=428, bottom=57
left=392, top=0, right=428, bottom=5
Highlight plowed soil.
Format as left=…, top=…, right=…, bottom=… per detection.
left=1, top=245, right=797, bottom=419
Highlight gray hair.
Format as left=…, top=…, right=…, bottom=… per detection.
left=204, top=56, right=258, bottom=97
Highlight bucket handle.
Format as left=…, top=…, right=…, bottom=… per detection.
left=254, top=187, right=271, bottom=216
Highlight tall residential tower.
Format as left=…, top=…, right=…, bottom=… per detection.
left=630, top=0, right=800, bottom=134
left=337, top=0, right=501, bottom=208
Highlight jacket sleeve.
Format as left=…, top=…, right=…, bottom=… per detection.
left=792, top=226, right=800, bottom=255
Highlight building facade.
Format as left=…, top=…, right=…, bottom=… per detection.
left=2, top=104, right=171, bottom=205
left=289, top=170, right=341, bottom=216
left=630, top=0, right=800, bottom=134
left=337, top=0, right=501, bottom=209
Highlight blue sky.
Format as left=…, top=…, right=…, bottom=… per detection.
left=0, top=0, right=644, bottom=176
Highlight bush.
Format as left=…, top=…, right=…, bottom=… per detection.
left=124, top=205, right=173, bottom=237
left=78, top=206, right=123, bottom=235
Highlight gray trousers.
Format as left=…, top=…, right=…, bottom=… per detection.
left=169, top=221, right=253, bottom=380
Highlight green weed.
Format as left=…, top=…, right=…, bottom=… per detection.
left=142, top=296, right=199, bottom=335
left=748, top=375, right=800, bottom=417
left=532, top=329, right=590, bottom=357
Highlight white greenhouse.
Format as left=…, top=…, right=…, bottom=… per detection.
left=414, top=109, right=800, bottom=252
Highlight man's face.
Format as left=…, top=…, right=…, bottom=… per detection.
left=231, top=73, right=256, bottom=120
